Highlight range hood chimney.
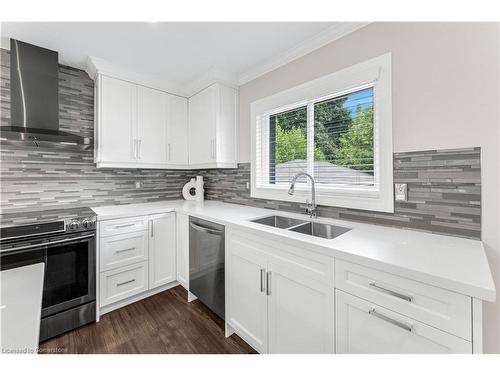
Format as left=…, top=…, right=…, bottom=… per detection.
left=0, top=39, right=90, bottom=149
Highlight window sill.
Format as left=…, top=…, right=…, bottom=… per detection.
left=251, top=186, right=394, bottom=213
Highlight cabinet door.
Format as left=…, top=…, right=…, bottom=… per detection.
left=98, top=75, right=137, bottom=163
left=166, top=94, right=188, bottom=165
left=188, top=85, right=217, bottom=165
left=176, top=212, right=189, bottom=289
left=215, top=84, right=238, bottom=165
left=267, top=256, right=334, bottom=354
left=148, top=213, right=176, bottom=289
left=137, top=86, right=168, bottom=164
left=335, top=290, right=472, bottom=354
left=227, top=232, right=268, bottom=353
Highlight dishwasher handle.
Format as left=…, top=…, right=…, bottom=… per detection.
left=189, top=222, right=223, bottom=236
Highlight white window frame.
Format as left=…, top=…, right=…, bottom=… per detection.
left=250, top=53, right=393, bottom=213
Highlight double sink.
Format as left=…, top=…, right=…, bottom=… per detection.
left=250, top=215, right=351, bottom=240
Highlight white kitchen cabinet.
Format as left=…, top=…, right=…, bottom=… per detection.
left=335, top=290, right=472, bottom=354
left=227, top=229, right=334, bottom=354
left=137, top=85, right=168, bottom=164
left=228, top=236, right=268, bottom=353
left=188, top=83, right=238, bottom=168
left=267, top=256, right=334, bottom=354
left=100, top=261, right=149, bottom=307
left=95, top=75, right=189, bottom=169
left=166, top=94, right=189, bottom=166
left=96, top=75, right=137, bottom=165
left=98, top=212, right=178, bottom=313
left=149, top=213, right=177, bottom=289
left=176, top=212, right=189, bottom=289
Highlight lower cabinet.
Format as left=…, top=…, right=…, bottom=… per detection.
left=227, top=229, right=334, bottom=354
left=149, top=213, right=176, bottom=289
left=228, top=239, right=269, bottom=353
left=335, top=290, right=472, bottom=354
left=100, top=261, right=149, bottom=306
left=99, top=212, right=177, bottom=311
left=267, top=257, right=334, bottom=354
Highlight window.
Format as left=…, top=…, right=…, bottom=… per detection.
left=251, top=54, right=393, bottom=212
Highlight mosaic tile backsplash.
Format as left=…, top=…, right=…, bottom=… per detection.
left=0, top=49, right=481, bottom=239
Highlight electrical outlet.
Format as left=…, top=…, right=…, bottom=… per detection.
left=395, top=183, right=407, bottom=202
left=135, top=181, right=142, bottom=189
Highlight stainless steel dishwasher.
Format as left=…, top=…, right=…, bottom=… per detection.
left=189, top=216, right=225, bottom=319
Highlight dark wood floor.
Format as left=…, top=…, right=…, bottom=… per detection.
left=40, top=286, right=256, bottom=354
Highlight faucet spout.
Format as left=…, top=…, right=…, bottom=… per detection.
left=288, top=172, right=317, bottom=218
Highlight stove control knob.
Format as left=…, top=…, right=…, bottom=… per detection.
left=82, top=218, right=93, bottom=229
left=69, top=220, right=80, bottom=230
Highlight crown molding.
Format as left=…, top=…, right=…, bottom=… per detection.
left=85, top=55, right=188, bottom=97
left=237, top=22, right=370, bottom=85
left=84, top=22, right=369, bottom=97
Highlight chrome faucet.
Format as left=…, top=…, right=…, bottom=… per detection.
left=288, top=172, right=317, bottom=218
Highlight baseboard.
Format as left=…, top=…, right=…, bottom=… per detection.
left=99, top=280, right=180, bottom=316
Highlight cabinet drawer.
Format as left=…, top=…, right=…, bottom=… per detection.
left=99, top=262, right=148, bottom=307
left=99, top=216, right=149, bottom=237
left=335, top=290, right=472, bottom=354
left=335, top=260, right=472, bottom=340
left=100, top=231, right=148, bottom=271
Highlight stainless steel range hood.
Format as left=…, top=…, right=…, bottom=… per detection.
left=0, top=39, right=90, bottom=149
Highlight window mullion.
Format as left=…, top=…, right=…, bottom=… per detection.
left=306, top=102, right=315, bottom=181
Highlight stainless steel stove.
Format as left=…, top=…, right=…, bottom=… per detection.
left=0, top=207, right=97, bottom=341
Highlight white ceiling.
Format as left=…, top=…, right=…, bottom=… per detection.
left=0, top=22, right=367, bottom=96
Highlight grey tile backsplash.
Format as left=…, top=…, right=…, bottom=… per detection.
left=0, top=49, right=481, bottom=239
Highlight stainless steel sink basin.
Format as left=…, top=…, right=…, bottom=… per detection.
left=250, top=215, right=351, bottom=240
left=250, top=215, right=307, bottom=229
left=289, top=221, right=351, bottom=239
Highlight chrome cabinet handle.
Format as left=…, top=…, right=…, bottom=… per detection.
left=150, top=219, right=154, bottom=237
left=115, top=247, right=135, bottom=254
left=368, top=308, right=413, bottom=332
left=114, top=223, right=135, bottom=229
left=137, top=139, right=142, bottom=159
left=266, top=271, right=272, bottom=296
left=117, top=279, right=136, bottom=287
left=167, top=143, right=171, bottom=161
left=260, top=269, right=266, bottom=293
left=369, top=282, right=413, bottom=302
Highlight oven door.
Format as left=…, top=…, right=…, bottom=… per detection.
left=41, top=233, right=96, bottom=317
left=0, top=232, right=96, bottom=317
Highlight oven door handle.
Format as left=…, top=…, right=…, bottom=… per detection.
left=1, top=234, right=95, bottom=253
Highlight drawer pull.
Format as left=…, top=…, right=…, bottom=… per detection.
left=369, top=282, right=413, bottom=302
left=114, top=223, right=135, bottom=229
left=115, top=247, right=135, bottom=254
left=117, top=278, right=136, bottom=287
left=369, top=308, right=413, bottom=332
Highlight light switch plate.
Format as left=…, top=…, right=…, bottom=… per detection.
left=395, top=183, right=408, bottom=202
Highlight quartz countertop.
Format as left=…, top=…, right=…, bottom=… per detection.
left=92, top=200, right=496, bottom=302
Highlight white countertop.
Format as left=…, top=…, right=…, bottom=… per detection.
left=92, top=200, right=496, bottom=302
left=1, top=263, right=45, bottom=353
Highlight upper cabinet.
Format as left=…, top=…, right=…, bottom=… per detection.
left=95, top=75, right=189, bottom=169
left=94, top=75, right=238, bottom=170
left=188, top=83, right=238, bottom=168
left=96, top=75, right=138, bottom=165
